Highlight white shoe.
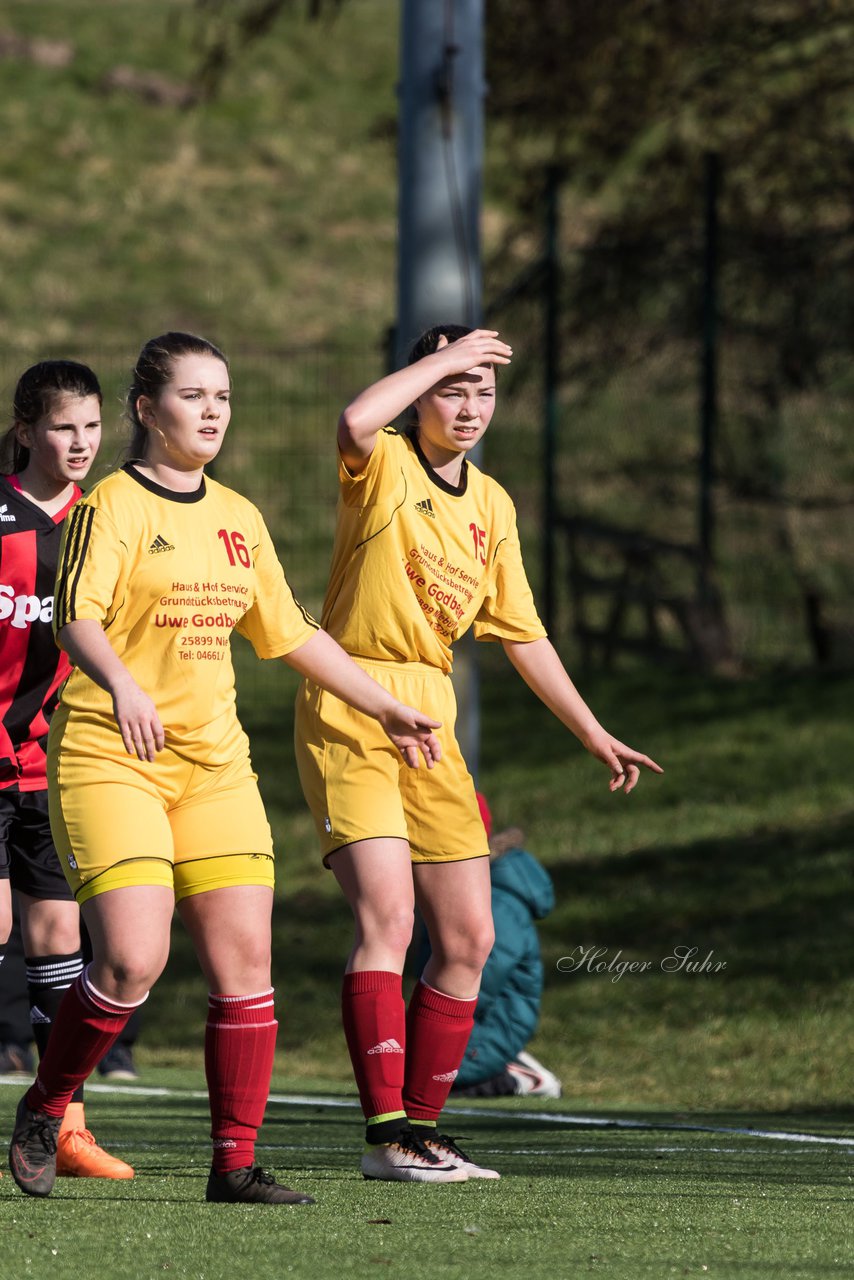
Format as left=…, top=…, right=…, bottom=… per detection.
left=361, top=1128, right=468, bottom=1183
left=506, top=1050, right=562, bottom=1099
left=420, top=1132, right=501, bottom=1180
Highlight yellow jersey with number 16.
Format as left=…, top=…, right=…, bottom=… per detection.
left=53, top=464, right=317, bottom=765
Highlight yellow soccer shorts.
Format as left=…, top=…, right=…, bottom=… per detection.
left=294, top=658, right=490, bottom=866
left=48, top=719, right=274, bottom=905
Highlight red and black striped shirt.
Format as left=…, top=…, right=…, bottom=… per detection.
left=0, top=475, right=80, bottom=791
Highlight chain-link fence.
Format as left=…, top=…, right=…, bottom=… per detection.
left=482, top=179, right=854, bottom=673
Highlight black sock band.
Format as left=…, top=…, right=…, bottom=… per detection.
left=365, top=1116, right=411, bottom=1145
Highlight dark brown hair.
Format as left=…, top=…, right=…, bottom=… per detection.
left=125, top=331, right=229, bottom=460
left=1, top=360, right=102, bottom=475
left=406, top=323, right=474, bottom=365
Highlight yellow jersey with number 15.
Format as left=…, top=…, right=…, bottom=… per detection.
left=321, top=428, right=546, bottom=672
left=53, top=464, right=317, bottom=765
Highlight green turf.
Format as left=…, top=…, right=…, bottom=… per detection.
left=123, top=657, right=854, bottom=1115
left=2, top=664, right=852, bottom=1275
left=1, top=1075, right=852, bottom=1280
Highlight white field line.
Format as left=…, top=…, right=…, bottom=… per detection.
left=265, top=1143, right=829, bottom=1162
left=1, top=1076, right=853, bottom=1148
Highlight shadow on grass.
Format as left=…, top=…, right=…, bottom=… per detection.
left=149, top=803, right=853, bottom=1048
left=542, top=808, right=854, bottom=994
left=479, top=663, right=854, bottom=773
left=19, top=1082, right=851, bottom=1195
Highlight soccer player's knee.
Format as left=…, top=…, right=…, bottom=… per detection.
left=473, top=921, right=496, bottom=969
left=441, top=921, right=495, bottom=973
left=365, top=905, right=414, bottom=956
left=232, top=939, right=272, bottom=986
left=98, top=956, right=162, bottom=1002
left=37, top=916, right=80, bottom=958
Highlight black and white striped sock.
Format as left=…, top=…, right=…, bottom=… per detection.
left=26, top=951, right=84, bottom=1062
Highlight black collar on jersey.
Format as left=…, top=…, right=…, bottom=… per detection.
left=122, top=463, right=207, bottom=504
left=407, top=430, right=469, bottom=497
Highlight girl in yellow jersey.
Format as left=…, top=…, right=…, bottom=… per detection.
left=296, top=325, right=662, bottom=1183
left=9, top=332, right=440, bottom=1205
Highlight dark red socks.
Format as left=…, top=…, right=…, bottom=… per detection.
left=403, top=980, right=477, bottom=1123
left=206, top=989, right=278, bottom=1174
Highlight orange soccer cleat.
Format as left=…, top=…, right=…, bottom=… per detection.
left=56, top=1104, right=134, bottom=1180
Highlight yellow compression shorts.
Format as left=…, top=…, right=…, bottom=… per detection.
left=294, top=658, right=490, bottom=866
left=48, top=726, right=274, bottom=905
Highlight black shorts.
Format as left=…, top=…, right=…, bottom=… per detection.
left=0, top=789, right=74, bottom=901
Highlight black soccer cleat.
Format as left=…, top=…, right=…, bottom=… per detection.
left=206, top=1164, right=316, bottom=1205
left=9, top=1094, right=63, bottom=1197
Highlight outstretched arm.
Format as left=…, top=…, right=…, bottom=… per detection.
left=57, top=619, right=165, bottom=762
left=283, top=629, right=442, bottom=769
left=502, top=637, right=663, bottom=793
left=338, top=329, right=512, bottom=473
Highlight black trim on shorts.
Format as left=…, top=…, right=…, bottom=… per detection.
left=322, top=839, right=489, bottom=870
left=322, top=835, right=407, bottom=871
left=73, top=855, right=174, bottom=900
left=325, top=836, right=405, bottom=859
left=74, top=851, right=274, bottom=898
left=122, top=464, right=207, bottom=504
left=408, top=850, right=490, bottom=863
left=172, top=851, right=273, bottom=866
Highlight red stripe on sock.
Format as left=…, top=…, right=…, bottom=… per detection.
left=403, top=980, right=477, bottom=1123
left=206, top=989, right=278, bottom=1174
left=341, top=970, right=406, bottom=1120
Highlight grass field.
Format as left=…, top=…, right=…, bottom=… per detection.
left=1, top=1074, right=852, bottom=1280
left=3, top=662, right=851, bottom=1276
left=125, top=655, right=853, bottom=1114
left=1, top=6, right=852, bottom=1273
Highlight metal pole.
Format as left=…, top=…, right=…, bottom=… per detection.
left=699, top=151, right=720, bottom=600
left=397, top=0, right=484, bottom=361
left=543, top=166, right=561, bottom=635
left=397, top=0, right=485, bottom=779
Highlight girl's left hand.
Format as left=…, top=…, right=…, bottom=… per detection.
left=378, top=703, right=443, bottom=770
left=581, top=728, right=663, bottom=794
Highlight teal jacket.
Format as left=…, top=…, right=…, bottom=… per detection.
left=456, top=845, right=555, bottom=1086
